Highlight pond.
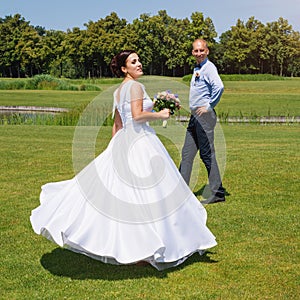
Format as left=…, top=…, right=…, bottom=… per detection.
left=0, top=106, right=69, bottom=125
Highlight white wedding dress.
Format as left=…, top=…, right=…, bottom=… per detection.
left=30, top=80, right=217, bottom=270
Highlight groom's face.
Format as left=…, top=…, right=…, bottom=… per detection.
left=192, top=41, right=209, bottom=64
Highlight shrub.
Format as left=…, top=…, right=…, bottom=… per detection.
left=22, top=75, right=101, bottom=91
left=25, top=74, right=58, bottom=89
left=56, top=82, right=79, bottom=91
left=78, top=84, right=101, bottom=91
left=37, top=80, right=59, bottom=90
left=0, top=75, right=102, bottom=91
left=0, top=79, right=27, bottom=90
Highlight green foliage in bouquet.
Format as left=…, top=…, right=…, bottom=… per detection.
left=153, top=90, right=181, bottom=115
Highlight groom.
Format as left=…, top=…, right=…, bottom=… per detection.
left=179, top=38, right=226, bottom=204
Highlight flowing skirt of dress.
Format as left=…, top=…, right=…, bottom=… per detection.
left=30, top=123, right=217, bottom=270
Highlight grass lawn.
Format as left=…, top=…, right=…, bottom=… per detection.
left=220, top=80, right=300, bottom=117
left=1, top=76, right=300, bottom=118
left=0, top=90, right=100, bottom=109
left=0, top=123, right=299, bottom=299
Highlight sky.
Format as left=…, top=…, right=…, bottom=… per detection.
left=1, top=0, right=300, bottom=37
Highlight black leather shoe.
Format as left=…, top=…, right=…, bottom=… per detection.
left=201, top=195, right=225, bottom=205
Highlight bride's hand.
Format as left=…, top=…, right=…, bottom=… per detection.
left=158, top=108, right=170, bottom=120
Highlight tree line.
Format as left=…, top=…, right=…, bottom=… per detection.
left=0, top=11, right=299, bottom=78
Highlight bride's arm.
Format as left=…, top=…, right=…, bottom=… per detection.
left=112, top=109, right=123, bottom=137
left=130, top=84, right=169, bottom=122
left=131, top=99, right=169, bottom=122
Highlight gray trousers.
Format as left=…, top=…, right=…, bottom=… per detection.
left=179, top=111, right=225, bottom=197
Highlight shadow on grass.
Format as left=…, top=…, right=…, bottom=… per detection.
left=40, top=248, right=218, bottom=280
left=194, top=184, right=231, bottom=198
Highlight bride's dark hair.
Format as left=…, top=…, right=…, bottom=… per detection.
left=110, top=50, right=137, bottom=78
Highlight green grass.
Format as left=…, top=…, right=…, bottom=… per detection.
left=0, top=76, right=299, bottom=121
left=220, top=74, right=294, bottom=81
left=0, top=124, right=299, bottom=299
left=0, top=76, right=299, bottom=298
left=0, top=90, right=100, bottom=109
left=183, top=73, right=296, bottom=82
left=220, top=80, right=300, bottom=117
left=66, top=77, right=123, bottom=89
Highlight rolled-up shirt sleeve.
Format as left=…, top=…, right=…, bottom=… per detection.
left=206, top=64, right=224, bottom=110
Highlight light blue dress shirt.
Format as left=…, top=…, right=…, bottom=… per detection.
left=189, top=58, right=224, bottom=111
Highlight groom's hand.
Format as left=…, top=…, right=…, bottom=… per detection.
left=195, top=106, right=208, bottom=116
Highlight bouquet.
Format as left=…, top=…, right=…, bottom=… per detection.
left=153, top=90, right=181, bottom=115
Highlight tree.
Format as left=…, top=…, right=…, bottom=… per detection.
left=43, top=30, right=69, bottom=77
left=129, top=12, right=164, bottom=75
left=244, top=17, right=264, bottom=73
left=0, top=12, right=299, bottom=77
left=286, top=31, right=300, bottom=77
left=17, top=26, right=46, bottom=76
left=85, top=12, right=129, bottom=77
left=185, top=12, right=217, bottom=69
left=163, top=17, right=190, bottom=76
left=0, top=14, right=31, bottom=77
left=223, top=19, right=253, bottom=74
left=63, top=27, right=88, bottom=78
left=260, top=18, right=294, bottom=75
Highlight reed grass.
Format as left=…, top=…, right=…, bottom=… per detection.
left=0, top=74, right=101, bottom=91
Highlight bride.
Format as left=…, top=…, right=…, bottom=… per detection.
left=30, top=50, right=217, bottom=271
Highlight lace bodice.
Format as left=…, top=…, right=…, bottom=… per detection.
left=113, top=80, right=154, bottom=125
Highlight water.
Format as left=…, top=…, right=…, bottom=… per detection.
left=0, top=108, right=64, bottom=125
